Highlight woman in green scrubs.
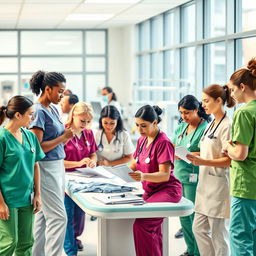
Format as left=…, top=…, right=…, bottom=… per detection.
left=223, top=58, right=256, bottom=256
left=0, top=96, right=45, bottom=256
left=172, top=95, right=210, bottom=256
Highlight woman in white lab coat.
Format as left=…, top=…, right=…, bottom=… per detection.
left=187, top=84, right=235, bottom=256
left=95, top=105, right=134, bottom=167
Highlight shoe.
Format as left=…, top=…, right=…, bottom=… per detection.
left=90, top=216, right=97, bottom=221
left=76, top=239, right=84, bottom=251
left=174, top=228, right=183, bottom=239
left=179, top=252, right=194, bottom=256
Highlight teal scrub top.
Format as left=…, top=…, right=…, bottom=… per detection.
left=0, top=127, right=45, bottom=208
left=231, top=100, right=256, bottom=200
left=172, top=121, right=208, bottom=184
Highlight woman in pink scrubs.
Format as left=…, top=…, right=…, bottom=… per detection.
left=129, top=105, right=182, bottom=256
left=64, top=102, right=97, bottom=256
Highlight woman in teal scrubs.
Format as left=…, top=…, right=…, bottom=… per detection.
left=172, top=95, right=210, bottom=256
left=0, top=96, right=45, bottom=256
left=223, top=58, right=256, bottom=256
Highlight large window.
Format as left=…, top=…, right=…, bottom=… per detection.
left=135, top=0, right=256, bottom=133
left=236, top=0, right=256, bottom=32
left=204, top=0, right=226, bottom=38
left=0, top=30, right=107, bottom=104
left=204, top=42, right=226, bottom=85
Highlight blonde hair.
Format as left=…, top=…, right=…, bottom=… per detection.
left=66, top=102, right=94, bottom=127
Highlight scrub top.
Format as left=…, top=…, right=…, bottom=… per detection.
left=65, top=129, right=98, bottom=172
left=95, top=129, right=134, bottom=162
left=0, top=128, right=45, bottom=208
left=30, top=103, right=65, bottom=161
left=172, top=121, right=207, bottom=184
left=195, top=116, right=231, bottom=218
left=133, top=131, right=181, bottom=193
left=109, top=100, right=122, bottom=114
left=230, top=100, right=256, bottom=200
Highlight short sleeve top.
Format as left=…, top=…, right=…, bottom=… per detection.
left=30, top=103, right=65, bottom=161
left=0, top=128, right=45, bottom=207
left=64, top=129, right=98, bottom=172
left=230, top=100, right=256, bottom=200
left=95, top=130, right=134, bottom=162
left=133, top=131, right=181, bottom=193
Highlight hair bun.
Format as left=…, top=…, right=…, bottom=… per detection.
left=153, top=105, right=162, bottom=116
left=247, top=58, right=256, bottom=78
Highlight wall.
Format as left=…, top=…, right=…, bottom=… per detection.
left=108, top=25, right=135, bottom=109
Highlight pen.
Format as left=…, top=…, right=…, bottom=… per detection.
left=108, top=193, right=126, bottom=199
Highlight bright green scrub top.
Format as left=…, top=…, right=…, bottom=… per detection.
left=231, top=100, right=256, bottom=200
left=172, top=121, right=208, bottom=184
left=0, top=127, right=45, bottom=208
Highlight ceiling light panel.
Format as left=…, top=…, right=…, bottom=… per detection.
left=66, top=13, right=114, bottom=21
left=76, top=4, right=130, bottom=13
left=84, top=0, right=140, bottom=3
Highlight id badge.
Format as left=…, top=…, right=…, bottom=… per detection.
left=189, top=173, right=198, bottom=183
left=30, top=191, right=34, bottom=205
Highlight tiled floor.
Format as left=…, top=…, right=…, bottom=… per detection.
left=62, top=215, right=186, bottom=256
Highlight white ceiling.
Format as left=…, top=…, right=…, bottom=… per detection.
left=0, top=0, right=190, bottom=29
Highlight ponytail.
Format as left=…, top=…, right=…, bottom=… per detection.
left=0, top=106, right=7, bottom=126
left=203, top=84, right=235, bottom=108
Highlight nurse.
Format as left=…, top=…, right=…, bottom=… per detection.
left=172, top=95, right=210, bottom=256
left=29, top=71, right=73, bottom=256
left=223, top=58, right=256, bottom=256
left=129, top=105, right=182, bottom=256
left=64, top=102, right=97, bottom=256
left=187, top=84, right=235, bottom=256
left=0, top=96, right=45, bottom=256
left=95, top=105, right=134, bottom=167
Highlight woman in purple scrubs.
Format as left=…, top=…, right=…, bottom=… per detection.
left=129, top=105, right=182, bottom=256
left=63, top=102, right=97, bottom=256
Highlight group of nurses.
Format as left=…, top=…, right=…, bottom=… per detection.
left=0, top=96, right=45, bottom=255
left=29, top=70, right=74, bottom=256
left=172, top=95, right=210, bottom=256
left=63, top=102, right=97, bottom=256
left=223, top=58, right=256, bottom=256
left=187, top=84, right=235, bottom=256
left=95, top=105, right=134, bottom=167
left=129, top=105, right=182, bottom=256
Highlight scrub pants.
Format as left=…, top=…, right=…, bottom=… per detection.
left=193, top=213, right=229, bottom=256
left=230, top=196, right=256, bottom=256
left=180, top=183, right=200, bottom=256
left=0, top=205, right=34, bottom=256
left=133, top=185, right=182, bottom=256
left=64, top=195, right=85, bottom=256
left=32, top=160, right=67, bottom=256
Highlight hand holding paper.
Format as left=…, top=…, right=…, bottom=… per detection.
left=175, top=146, right=191, bottom=164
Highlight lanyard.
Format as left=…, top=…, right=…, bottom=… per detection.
left=136, top=130, right=160, bottom=164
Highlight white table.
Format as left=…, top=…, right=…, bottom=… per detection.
left=65, top=188, right=194, bottom=256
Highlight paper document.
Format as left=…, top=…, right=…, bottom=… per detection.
left=93, top=192, right=144, bottom=205
left=74, top=166, right=114, bottom=179
left=175, top=146, right=191, bottom=164
left=104, top=164, right=135, bottom=183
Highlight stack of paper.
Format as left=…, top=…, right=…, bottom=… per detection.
left=93, top=193, right=144, bottom=205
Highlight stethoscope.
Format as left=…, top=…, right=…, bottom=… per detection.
left=70, top=131, right=90, bottom=151
left=98, top=130, right=121, bottom=153
left=201, top=112, right=226, bottom=141
left=177, top=119, right=202, bottom=148
left=135, top=130, right=160, bottom=164
left=21, top=128, right=35, bottom=153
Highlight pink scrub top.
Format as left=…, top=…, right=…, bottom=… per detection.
left=64, top=129, right=98, bottom=172
left=133, top=131, right=181, bottom=193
